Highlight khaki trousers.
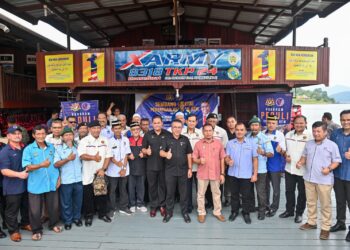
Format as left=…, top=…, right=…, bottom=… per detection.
left=305, top=181, right=332, bottom=231
left=197, top=179, right=222, bottom=216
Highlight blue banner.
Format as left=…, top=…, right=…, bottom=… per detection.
left=115, top=49, right=242, bottom=81
left=135, top=94, right=218, bottom=128
left=257, top=93, right=292, bottom=126
left=60, top=100, right=99, bottom=123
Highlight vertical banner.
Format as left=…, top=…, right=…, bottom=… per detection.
left=45, top=54, right=74, bottom=83
left=252, top=49, right=276, bottom=80
left=82, top=52, right=105, bottom=83
left=285, top=50, right=318, bottom=80
left=60, top=100, right=99, bottom=123
left=257, top=93, right=292, bottom=126
left=135, top=94, right=219, bottom=128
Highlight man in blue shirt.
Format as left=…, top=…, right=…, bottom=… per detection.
left=330, top=110, right=350, bottom=242
left=54, top=127, right=83, bottom=230
left=22, top=125, right=61, bottom=241
left=0, top=126, right=31, bottom=242
left=225, top=122, right=258, bottom=224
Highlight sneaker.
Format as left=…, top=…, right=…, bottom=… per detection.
left=130, top=206, right=136, bottom=213
left=299, top=223, right=317, bottom=230
left=137, top=206, right=148, bottom=213
left=119, top=208, right=133, bottom=215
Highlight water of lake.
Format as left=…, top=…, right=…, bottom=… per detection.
left=301, top=103, right=350, bottom=126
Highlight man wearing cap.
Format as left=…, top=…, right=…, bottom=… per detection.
left=128, top=122, right=147, bottom=213
left=247, top=116, right=274, bottom=220
left=126, top=114, right=142, bottom=138
left=98, top=112, right=113, bottom=139
left=75, top=122, right=89, bottom=144
left=264, top=113, right=286, bottom=217
left=160, top=119, right=193, bottom=223
left=0, top=126, right=31, bottom=242
left=22, top=125, right=61, bottom=241
left=45, top=119, right=63, bottom=148
left=280, top=115, right=312, bottom=223
left=54, top=127, right=83, bottom=230
left=225, top=123, right=258, bottom=224
left=78, top=120, right=112, bottom=226
left=7, top=116, right=30, bottom=145
left=168, top=112, right=186, bottom=132
left=106, top=120, right=132, bottom=216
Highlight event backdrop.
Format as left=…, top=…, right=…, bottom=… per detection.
left=60, top=100, right=99, bottom=123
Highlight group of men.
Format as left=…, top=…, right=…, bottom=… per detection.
left=0, top=106, right=349, bottom=243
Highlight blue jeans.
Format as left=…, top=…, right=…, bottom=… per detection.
left=128, top=175, right=145, bottom=207
left=59, top=182, right=83, bottom=224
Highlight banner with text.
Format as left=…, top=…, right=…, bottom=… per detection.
left=60, top=100, right=99, bottom=123
left=45, top=54, right=74, bottom=83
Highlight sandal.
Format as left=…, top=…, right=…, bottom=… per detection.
left=32, top=233, right=42, bottom=241
left=52, top=226, right=63, bottom=233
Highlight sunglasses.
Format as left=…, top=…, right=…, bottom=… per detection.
left=68, top=121, right=77, bottom=124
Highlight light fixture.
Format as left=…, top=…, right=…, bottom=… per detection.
left=169, top=1, right=185, bottom=17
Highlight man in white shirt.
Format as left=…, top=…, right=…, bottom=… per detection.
left=207, top=113, right=228, bottom=148
left=45, top=119, right=63, bottom=148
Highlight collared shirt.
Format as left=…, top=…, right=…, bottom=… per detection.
left=226, top=129, right=236, bottom=141
left=247, top=131, right=274, bottom=174
left=285, top=129, right=313, bottom=176
left=302, top=138, right=342, bottom=185
left=0, top=143, right=26, bottom=195
left=213, top=125, right=229, bottom=148
left=161, top=134, right=193, bottom=176
left=182, top=127, right=203, bottom=172
left=45, top=134, right=62, bottom=148
left=330, top=128, right=350, bottom=181
left=129, top=136, right=146, bottom=176
left=193, top=138, right=226, bottom=181
left=77, top=134, right=112, bottom=185
left=22, top=141, right=59, bottom=194
left=106, top=135, right=131, bottom=177
left=101, top=126, right=113, bottom=139
left=327, top=121, right=341, bottom=139
left=142, top=129, right=171, bottom=171
left=54, top=143, right=82, bottom=185
left=264, top=130, right=286, bottom=172
left=226, top=137, right=258, bottom=179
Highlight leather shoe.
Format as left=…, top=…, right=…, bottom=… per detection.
left=279, top=211, right=294, bottom=218
left=64, top=224, right=72, bottom=230
left=10, top=232, right=21, bottom=242
left=99, top=215, right=112, bottom=223
left=160, top=207, right=166, bottom=217
left=73, top=219, right=83, bottom=227
left=346, top=230, right=350, bottom=242
left=0, top=229, right=6, bottom=238
left=150, top=209, right=157, bottom=217
left=85, top=218, right=93, bottom=227
left=229, top=212, right=239, bottom=222
left=242, top=213, right=251, bottom=224
left=294, top=214, right=302, bottom=223
left=163, top=213, right=172, bottom=223
left=197, top=215, right=206, bottom=223
left=330, top=221, right=346, bottom=232
left=214, top=214, right=226, bottom=222
left=183, top=213, right=191, bottom=223
left=20, top=224, right=32, bottom=231
left=258, top=213, right=265, bottom=220
left=266, top=209, right=276, bottom=217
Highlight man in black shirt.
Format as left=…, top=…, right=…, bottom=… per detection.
left=142, top=115, right=171, bottom=217
left=160, top=119, right=193, bottom=223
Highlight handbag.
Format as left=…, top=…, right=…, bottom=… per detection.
left=93, top=174, right=108, bottom=196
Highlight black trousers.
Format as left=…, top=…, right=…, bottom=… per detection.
left=249, top=173, right=268, bottom=214
left=266, top=172, right=281, bottom=211
left=28, top=191, right=59, bottom=234
left=285, top=171, right=306, bottom=215
left=165, top=173, right=188, bottom=215
left=0, top=187, right=6, bottom=228
left=334, top=177, right=350, bottom=225
left=147, top=170, right=166, bottom=209
left=82, top=184, right=108, bottom=219
left=187, top=172, right=197, bottom=211
left=230, top=176, right=252, bottom=214
left=107, top=176, right=128, bottom=211
left=128, top=175, right=145, bottom=207
left=5, top=193, right=30, bottom=234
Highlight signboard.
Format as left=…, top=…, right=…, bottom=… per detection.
left=252, top=49, right=276, bottom=80
left=60, top=100, right=99, bottom=123
left=45, top=54, right=74, bottom=83
left=135, top=94, right=219, bottom=128
left=285, top=50, right=318, bottom=80
left=82, top=52, right=105, bottom=83
left=26, top=55, right=36, bottom=65
left=257, top=93, right=292, bottom=126
left=115, top=49, right=242, bottom=81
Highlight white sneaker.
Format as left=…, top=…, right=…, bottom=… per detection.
left=119, top=208, right=133, bottom=215
left=137, top=206, right=148, bottom=212
left=130, top=206, right=136, bottom=213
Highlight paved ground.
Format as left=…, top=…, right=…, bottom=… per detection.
left=0, top=178, right=349, bottom=250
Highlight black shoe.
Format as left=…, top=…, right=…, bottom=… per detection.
left=266, top=209, right=276, bottom=217
left=85, top=218, right=93, bottom=227
left=73, top=219, right=83, bottom=227
left=183, top=213, right=191, bottom=223
left=64, top=224, right=72, bottom=230
left=294, top=214, right=302, bottom=223
left=229, top=212, right=239, bottom=222
left=163, top=213, right=172, bottom=223
left=242, top=213, right=251, bottom=224
left=346, top=230, right=350, bottom=242
left=258, top=213, right=265, bottom=220
left=223, top=200, right=230, bottom=207
left=99, top=215, right=112, bottom=223
left=279, top=211, right=294, bottom=218
left=0, top=228, right=6, bottom=238
left=249, top=207, right=256, bottom=213
left=2, top=223, right=7, bottom=230
left=330, top=221, right=346, bottom=232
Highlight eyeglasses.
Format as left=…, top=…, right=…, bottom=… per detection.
left=68, top=121, right=76, bottom=124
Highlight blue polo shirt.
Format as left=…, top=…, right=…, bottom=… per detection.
left=265, top=130, right=286, bottom=172
left=54, top=143, right=82, bottom=185
left=226, top=137, right=258, bottom=179
left=0, top=144, right=27, bottom=195
left=22, top=141, right=59, bottom=194
left=331, top=128, right=350, bottom=181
